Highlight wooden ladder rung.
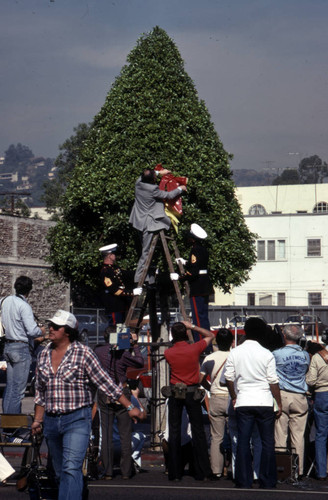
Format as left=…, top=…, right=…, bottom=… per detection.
left=125, top=230, right=192, bottom=341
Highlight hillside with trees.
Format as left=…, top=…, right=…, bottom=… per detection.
left=0, top=143, right=55, bottom=209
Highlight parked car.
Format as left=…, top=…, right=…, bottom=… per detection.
left=75, top=314, right=108, bottom=345
left=284, top=314, right=326, bottom=336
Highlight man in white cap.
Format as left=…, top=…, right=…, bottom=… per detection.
left=171, top=224, right=214, bottom=343
left=99, top=244, right=142, bottom=326
left=32, top=309, right=143, bottom=500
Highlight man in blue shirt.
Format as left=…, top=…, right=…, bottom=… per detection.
left=273, top=324, right=310, bottom=477
left=2, top=276, right=45, bottom=413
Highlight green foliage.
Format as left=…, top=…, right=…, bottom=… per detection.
left=272, top=168, right=299, bottom=185
left=48, top=27, right=256, bottom=293
left=3, top=143, right=34, bottom=176
left=0, top=196, right=31, bottom=217
left=272, top=155, right=328, bottom=186
left=298, top=155, right=328, bottom=184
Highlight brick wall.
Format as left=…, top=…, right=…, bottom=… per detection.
left=0, top=214, right=70, bottom=322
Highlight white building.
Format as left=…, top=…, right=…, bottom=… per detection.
left=216, top=183, right=328, bottom=307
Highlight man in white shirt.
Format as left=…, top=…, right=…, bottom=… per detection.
left=224, top=317, right=282, bottom=489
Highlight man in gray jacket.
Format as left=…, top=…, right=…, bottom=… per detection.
left=129, top=168, right=186, bottom=284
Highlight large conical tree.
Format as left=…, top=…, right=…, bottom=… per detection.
left=48, top=26, right=256, bottom=294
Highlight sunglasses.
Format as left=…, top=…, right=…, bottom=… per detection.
left=48, top=322, right=64, bottom=331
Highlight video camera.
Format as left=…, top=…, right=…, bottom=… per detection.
left=109, top=324, right=132, bottom=350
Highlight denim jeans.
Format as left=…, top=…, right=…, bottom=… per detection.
left=3, top=342, right=31, bottom=413
left=313, top=391, right=328, bottom=478
left=43, top=406, right=91, bottom=500
left=235, top=406, right=276, bottom=488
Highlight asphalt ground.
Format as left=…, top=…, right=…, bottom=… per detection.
left=1, top=397, right=328, bottom=499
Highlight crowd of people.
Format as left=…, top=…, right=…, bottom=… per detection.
left=164, top=315, right=328, bottom=488
left=1, top=283, right=328, bottom=494
left=1, top=166, right=328, bottom=497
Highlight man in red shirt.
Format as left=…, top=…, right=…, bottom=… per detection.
left=164, top=320, right=214, bottom=481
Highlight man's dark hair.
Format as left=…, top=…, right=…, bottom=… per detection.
left=64, top=325, right=80, bottom=342
left=14, top=276, right=33, bottom=296
left=171, top=322, right=188, bottom=343
left=244, top=317, right=267, bottom=342
left=141, top=168, right=156, bottom=184
left=216, top=328, right=233, bottom=351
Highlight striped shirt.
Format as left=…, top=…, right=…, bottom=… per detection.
left=34, top=341, right=123, bottom=413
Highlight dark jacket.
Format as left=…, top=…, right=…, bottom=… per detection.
left=182, top=242, right=214, bottom=297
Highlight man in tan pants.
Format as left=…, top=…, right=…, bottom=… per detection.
left=273, top=325, right=310, bottom=477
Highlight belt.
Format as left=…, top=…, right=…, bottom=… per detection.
left=171, top=384, right=199, bottom=392
left=5, top=339, right=28, bottom=344
left=199, top=270, right=207, bottom=275
left=46, top=405, right=92, bottom=417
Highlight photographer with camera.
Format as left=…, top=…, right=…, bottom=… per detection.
left=164, top=320, right=214, bottom=481
left=94, top=327, right=145, bottom=479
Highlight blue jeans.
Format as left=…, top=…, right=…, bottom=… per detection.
left=235, top=406, right=276, bottom=488
left=313, top=391, right=328, bottom=478
left=43, top=406, right=91, bottom=500
left=3, top=342, right=31, bottom=413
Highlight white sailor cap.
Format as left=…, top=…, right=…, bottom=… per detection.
left=190, top=223, right=207, bottom=240
left=99, top=243, right=118, bottom=255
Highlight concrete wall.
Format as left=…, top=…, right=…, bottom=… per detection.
left=0, top=215, right=70, bottom=323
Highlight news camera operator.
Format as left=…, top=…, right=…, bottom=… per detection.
left=94, top=327, right=145, bottom=479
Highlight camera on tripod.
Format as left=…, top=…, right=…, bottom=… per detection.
left=109, top=324, right=132, bottom=350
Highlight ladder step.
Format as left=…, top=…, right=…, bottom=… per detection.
left=125, top=230, right=193, bottom=341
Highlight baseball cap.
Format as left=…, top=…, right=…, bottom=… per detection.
left=47, top=309, right=77, bottom=329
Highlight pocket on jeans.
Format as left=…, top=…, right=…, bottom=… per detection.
left=5, top=349, right=29, bottom=364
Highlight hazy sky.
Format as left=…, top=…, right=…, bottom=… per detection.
left=1, top=0, right=327, bottom=172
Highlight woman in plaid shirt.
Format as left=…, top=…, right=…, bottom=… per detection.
left=31, top=309, right=142, bottom=500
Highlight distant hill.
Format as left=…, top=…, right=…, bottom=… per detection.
left=0, top=143, right=55, bottom=207
left=232, top=169, right=277, bottom=187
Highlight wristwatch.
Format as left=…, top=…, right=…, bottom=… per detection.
left=126, top=404, right=135, bottom=411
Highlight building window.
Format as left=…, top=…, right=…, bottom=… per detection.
left=257, top=239, right=286, bottom=261
left=307, top=239, right=321, bottom=257
left=277, top=240, right=286, bottom=259
left=267, top=240, right=275, bottom=260
left=308, top=293, right=322, bottom=306
left=257, top=241, right=265, bottom=260
left=259, top=293, right=272, bottom=306
left=247, top=293, right=255, bottom=306
left=249, top=204, right=266, bottom=215
left=313, top=202, right=328, bottom=213
left=277, top=293, right=286, bottom=306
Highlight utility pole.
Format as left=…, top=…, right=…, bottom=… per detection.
left=0, top=191, right=31, bottom=215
